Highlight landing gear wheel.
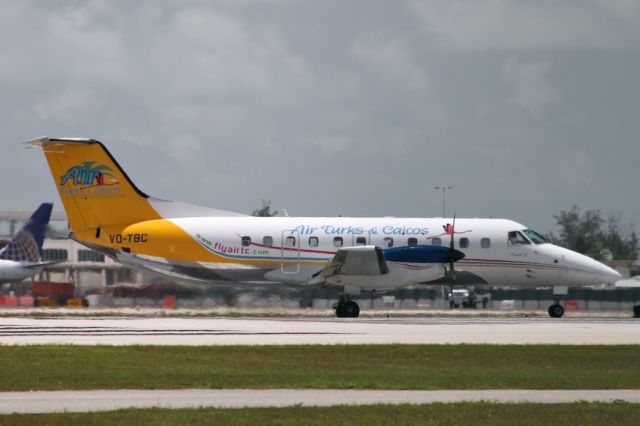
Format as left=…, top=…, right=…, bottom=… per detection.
left=548, top=304, right=564, bottom=318
left=343, top=301, right=360, bottom=318
left=334, top=300, right=360, bottom=318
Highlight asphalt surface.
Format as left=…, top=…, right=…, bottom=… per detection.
left=1, top=315, right=639, bottom=345
left=1, top=389, right=640, bottom=413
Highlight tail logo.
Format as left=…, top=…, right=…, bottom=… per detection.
left=59, top=161, right=120, bottom=196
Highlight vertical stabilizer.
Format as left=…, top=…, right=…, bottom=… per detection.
left=0, top=203, right=53, bottom=262
left=28, top=137, right=162, bottom=233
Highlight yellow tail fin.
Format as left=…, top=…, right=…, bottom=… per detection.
left=29, top=137, right=161, bottom=233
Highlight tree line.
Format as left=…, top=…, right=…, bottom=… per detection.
left=548, top=205, right=637, bottom=261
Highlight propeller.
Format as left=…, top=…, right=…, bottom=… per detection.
left=449, top=214, right=457, bottom=281
left=445, top=215, right=466, bottom=302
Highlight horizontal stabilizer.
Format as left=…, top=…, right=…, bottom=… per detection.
left=148, top=198, right=246, bottom=218
left=19, top=261, right=59, bottom=270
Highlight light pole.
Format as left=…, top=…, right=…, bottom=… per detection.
left=434, top=185, right=452, bottom=217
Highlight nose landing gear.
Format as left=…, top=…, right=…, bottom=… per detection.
left=548, top=296, right=565, bottom=318
left=548, top=303, right=565, bottom=318
left=548, top=287, right=568, bottom=318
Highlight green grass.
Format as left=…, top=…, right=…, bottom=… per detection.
left=1, top=403, right=640, bottom=425
left=1, top=344, right=639, bottom=391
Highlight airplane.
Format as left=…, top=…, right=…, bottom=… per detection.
left=28, top=137, right=622, bottom=318
left=615, top=276, right=640, bottom=288
left=0, top=203, right=54, bottom=283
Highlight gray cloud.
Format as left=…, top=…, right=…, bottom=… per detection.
left=502, top=56, right=561, bottom=114
left=1, top=0, right=638, bottom=235
left=410, top=0, right=640, bottom=51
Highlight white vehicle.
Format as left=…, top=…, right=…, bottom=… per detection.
left=448, top=289, right=472, bottom=308
left=447, top=289, right=489, bottom=308
left=30, top=137, right=622, bottom=318
left=0, top=203, right=54, bottom=283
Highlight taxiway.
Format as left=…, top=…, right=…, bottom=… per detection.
left=2, top=389, right=640, bottom=414
left=1, top=315, right=638, bottom=345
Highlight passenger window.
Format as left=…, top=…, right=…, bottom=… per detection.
left=285, top=236, right=296, bottom=247
left=356, top=237, right=367, bottom=246
left=241, top=236, right=251, bottom=247
left=431, top=237, right=442, bottom=246
left=459, top=237, right=469, bottom=248
left=408, top=237, right=418, bottom=246
left=481, top=238, right=490, bottom=249
left=508, top=231, right=530, bottom=245
left=263, top=236, right=273, bottom=247
left=333, top=237, right=343, bottom=247
left=383, top=237, right=394, bottom=248
left=309, top=236, right=319, bottom=247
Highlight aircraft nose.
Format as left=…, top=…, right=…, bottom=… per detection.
left=596, top=264, right=621, bottom=284
left=559, top=247, right=622, bottom=285
left=580, top=254, right=621, bottom=284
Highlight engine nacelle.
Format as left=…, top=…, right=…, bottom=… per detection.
left=325, top=262, right=445, bottom=292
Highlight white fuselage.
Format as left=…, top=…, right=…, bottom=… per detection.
left=114, top=216, right=620, bottom=292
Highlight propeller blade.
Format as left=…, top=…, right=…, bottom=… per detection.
left=449, top=214, right=456, bottom=250
left=449, top=214, right=457, bottom=281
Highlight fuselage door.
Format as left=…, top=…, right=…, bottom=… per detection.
left=281, top=229, right=301, bottom=273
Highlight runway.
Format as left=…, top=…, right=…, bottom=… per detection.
left=1, top=389, right=640, bottom=413
left=1, top=315, right=639, bottom=345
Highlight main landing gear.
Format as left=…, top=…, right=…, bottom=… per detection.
left=548, top=296, right=565, bottom=318
left=334, top=295, right=360, bottom=318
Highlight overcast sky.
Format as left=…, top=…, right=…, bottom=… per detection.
left=1, top=0, right=638, bottom=233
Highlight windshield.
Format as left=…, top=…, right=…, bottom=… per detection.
left=522, top=229, right=548, bottom=245
left=508, top=231, right=530, bottom=245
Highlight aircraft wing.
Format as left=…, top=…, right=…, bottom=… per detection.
left=19, top=261, right=59, bottom=270
left=311, top=246, right=389, bottom=283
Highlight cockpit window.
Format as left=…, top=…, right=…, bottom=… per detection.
left=508, top=231, right=530, bottom=245
left=522, top=229, right=548, bottom=245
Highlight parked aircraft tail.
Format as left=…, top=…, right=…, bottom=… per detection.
left=0, top=203, right=53, bottom=262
